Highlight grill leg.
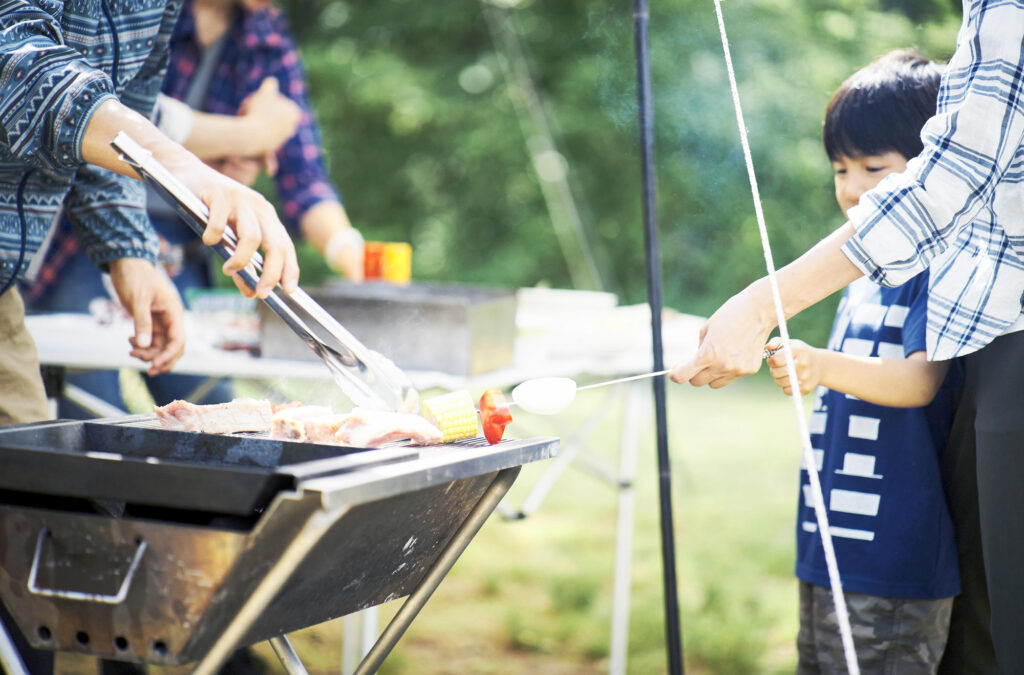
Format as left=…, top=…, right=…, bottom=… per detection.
left=269, top=636, right=308, bottom=675
left=0, top=617, right=29, bottom=675
left=191, top=506, right=349, bottom=675
left=353, top=467, right=520, bottom=675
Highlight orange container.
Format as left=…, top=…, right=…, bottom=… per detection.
left=363, top=241, right=385, bottom=280
left=364, top=241, right=411, bottom=283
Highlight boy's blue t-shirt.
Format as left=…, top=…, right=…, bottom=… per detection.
left=795, top=272, right=961, bottom=599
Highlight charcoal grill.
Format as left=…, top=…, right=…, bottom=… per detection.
left=0, top=416, right=557, bottom=674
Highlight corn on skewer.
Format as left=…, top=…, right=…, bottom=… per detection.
left=422, top=390, right=479, bottom=442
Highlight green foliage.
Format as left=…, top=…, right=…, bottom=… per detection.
left=274, top=0, right=960, bottom=345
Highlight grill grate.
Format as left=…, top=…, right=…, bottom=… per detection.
left=108, top=413, right=518, bottom=450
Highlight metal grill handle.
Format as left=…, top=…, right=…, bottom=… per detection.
left=27, top=529, right=147, bottom=604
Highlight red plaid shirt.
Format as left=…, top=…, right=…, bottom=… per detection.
left=25, top=0, right=340, bottom=302
left=164, top=0, right=341, bottom=227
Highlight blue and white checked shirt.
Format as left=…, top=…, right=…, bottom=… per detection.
left=841, top=0, right=1024, bottom=360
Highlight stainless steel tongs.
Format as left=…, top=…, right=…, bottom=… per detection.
left=111, top=131, right=419, bottom=413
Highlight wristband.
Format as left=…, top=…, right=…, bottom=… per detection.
left=154, top=94, right=195, bottom=145
left=325, top=227, right=365, bottom=274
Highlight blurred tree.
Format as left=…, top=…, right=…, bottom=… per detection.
left=273, top=0, right=959, bottom=345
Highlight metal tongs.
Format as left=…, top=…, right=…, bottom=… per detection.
left=111, top=132, right=419, bottom=413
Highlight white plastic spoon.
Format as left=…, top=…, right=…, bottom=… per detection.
left=511, top=370, right=671, bottom=416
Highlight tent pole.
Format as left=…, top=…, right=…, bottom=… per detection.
left=632, top=1, right=684, bottom=673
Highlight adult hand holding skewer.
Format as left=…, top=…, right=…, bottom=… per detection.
left=668, top=281, right=776, bottom=388
left=669, top=223, right=862, bottom=388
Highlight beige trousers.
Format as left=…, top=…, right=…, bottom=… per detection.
left=0, top=287, right=50, bottom=425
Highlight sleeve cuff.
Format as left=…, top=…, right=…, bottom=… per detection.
left=286, top=189, right=341, bottom=229
left=153, top=94, right=195, bottom=145
left=841, top=234, right=888, bottom=285
left=89, top=245, right=159, bottom=271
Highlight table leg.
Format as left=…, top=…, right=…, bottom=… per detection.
left=341, top=614, right=360, bottom=675
left=183, top=376, right=223, bottom=404
left=63, top=383, right=127, bottom=419
left=340, top=607, right=379, bottom=675
left=609, top=381, right=646, bottom=675
left=360, top=606, right=378, bottom=660
left=497, top=389, right=618, bottom=519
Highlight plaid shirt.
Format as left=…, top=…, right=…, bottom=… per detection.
left=163, top=0, right=341, bottom=230
left=25, top=0, right=339, bottom=302
left=842, top=0, right=1024, bottom=360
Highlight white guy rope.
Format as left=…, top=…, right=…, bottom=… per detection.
left=711, top=2, right=860, bottom=673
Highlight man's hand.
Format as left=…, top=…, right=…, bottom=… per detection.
left=107, top=258, right=185, bottom=376
left=238, top=77, right=302, bottom=175
left=180, top=161, right=300, bottom=298
left=765, top=337, right=822, bottom=396
left=669, top=283, right=776, bottom=388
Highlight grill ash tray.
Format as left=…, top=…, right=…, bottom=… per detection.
left=0, top=419, right=418, bottom=517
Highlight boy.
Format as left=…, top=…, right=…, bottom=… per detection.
left=765, top=51, right=962, bottom=674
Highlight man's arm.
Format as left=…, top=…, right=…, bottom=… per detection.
left=81, top=99, right=299, bottom=298
left=300, top=201, right=365, bottom=281
left=157, top=80, right=302, bottom=162
left=766, top=339, right=949, bottom=407
left=669, top=222, right=862, bottom=387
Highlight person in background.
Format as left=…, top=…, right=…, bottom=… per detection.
left=766, top=51, right=965, bottom=674
left=26, top=0, right=365, bottom=416
left=0, top=1, right=300, bottom=673
left=670, top=2, right=1018, bottom=671
left=158, top=0, right=364, bottom=281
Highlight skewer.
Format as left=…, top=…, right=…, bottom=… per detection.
left=575, top=369, right=670, bottom=392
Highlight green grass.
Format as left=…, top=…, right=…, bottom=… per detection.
left=60, top=372, right=805, bottom=674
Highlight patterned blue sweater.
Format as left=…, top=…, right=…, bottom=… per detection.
left=0, top=0, right=181, bottom=285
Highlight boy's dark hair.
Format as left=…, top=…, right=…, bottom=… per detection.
left=823, top=50, right=944, bottom=161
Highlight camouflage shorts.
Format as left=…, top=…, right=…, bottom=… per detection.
left=797, top=581, right=953, bottom=675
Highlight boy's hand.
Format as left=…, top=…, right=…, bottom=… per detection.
left=766, top=337, right=821, bottom=396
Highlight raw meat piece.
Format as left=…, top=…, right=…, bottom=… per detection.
left=270, top=406, right=338, bottom=443
left=154, top=398, right=274, bottom=434
left=271, top=401, right=305, bottom=414
left=334, top=408, right=443, bottom=447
